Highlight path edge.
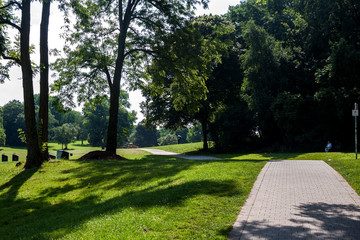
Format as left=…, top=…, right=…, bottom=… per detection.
left=228, top=161, right=272, bottom=240
left=322, top=160, right=360, bottom=205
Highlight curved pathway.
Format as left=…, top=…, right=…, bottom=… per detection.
left=140, top=148, right=222, bottom=160
left=229, top=160, right=360, bottom=240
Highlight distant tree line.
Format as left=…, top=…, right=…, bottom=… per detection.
left=0, top=96, right=202, bottom=148
left=141, top=0, right=360, bottom=152
left=0, top=93, right=136, bottom=148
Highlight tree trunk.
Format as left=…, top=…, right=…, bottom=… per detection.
left=106, top=3, right=132, bottom=153
left=22, top=0, right=42, bottom=169
left=201, top=120, right=209, bottom=151
left=38, top=0, right=50, bottom=161
left=106, top=81, right=120, bottom=153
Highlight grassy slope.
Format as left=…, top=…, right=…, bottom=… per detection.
left=150, top=143, right=360, bottom=194
left=0, top=143, right=266, bottom=240
left=1, top=142, right=359, bottom=239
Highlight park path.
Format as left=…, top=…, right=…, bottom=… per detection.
left=229, top=160, right=360, bottom=240
left=140, top=148, right=222, bottom=160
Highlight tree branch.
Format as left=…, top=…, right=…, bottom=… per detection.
left=1, top=53, right=20, bottom=65
left=124, top=48, right=155, bottom=58
left=119, top=0, right=123, bottom=29
left=132, top=15, right=164, bottom=29
left=104, top=66, right=113, bottom=89
left=0, top=1, right=22, bottom=10
left=0, top=19, right=21, bottom=31
left=131, top=0, right=141, bottom=13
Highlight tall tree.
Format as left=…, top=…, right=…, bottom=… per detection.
left=52, top=0, right=208, bottom=153
left=1, top=0, right=52, bottom=168
left=240, top=20, right=288, bottom=144
left=142, top=15, right=235, bottom=150
left=38, top=0, right=51, bottom=160
left=19, top=0, right=42, bottom=168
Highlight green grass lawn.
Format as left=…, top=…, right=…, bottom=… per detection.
left=326, top=157, right=360, bottom=194
left=0, top=143, right=266, bottom=239
left=1, top=142, right=360, bottom=239
left=0, top=141, right=101, bottom=162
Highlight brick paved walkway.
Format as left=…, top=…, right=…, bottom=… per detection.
left=229, top=160, right=360, bottom=240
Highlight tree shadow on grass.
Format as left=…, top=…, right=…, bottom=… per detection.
left=0, top=167, right=37, bottom=202
left=0, top=157, right=242, bottom=239
left=229, top=203, right=360, bottom=239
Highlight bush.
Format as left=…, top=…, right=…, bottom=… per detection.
left=158, top=134, right=178, bottom=146
left=0, top=127, right=5, bottom=146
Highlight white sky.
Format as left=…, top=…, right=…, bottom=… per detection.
left=0, top=0, right=241, bottom=123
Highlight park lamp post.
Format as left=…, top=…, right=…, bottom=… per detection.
left=353, top=103, right=359, bottom=159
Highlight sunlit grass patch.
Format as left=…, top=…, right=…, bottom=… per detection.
left=0, top=151, right=265, bottom=239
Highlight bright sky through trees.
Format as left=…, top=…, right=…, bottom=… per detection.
left=0, top=0, right=240, bottom=122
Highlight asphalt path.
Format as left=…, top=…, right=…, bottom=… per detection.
left=140, top=148, right=222, bottom=160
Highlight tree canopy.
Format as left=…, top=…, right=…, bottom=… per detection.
left=1, top=0, right=359, bottom=154
left=52, top=0, right=209, bottom=153
left=141, top=0, right=360, bottom=151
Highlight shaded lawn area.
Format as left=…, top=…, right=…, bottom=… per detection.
left=0, top=154, right=266, bottom=239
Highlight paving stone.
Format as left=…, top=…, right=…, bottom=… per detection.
left=229, top=160, right=360, bottom=240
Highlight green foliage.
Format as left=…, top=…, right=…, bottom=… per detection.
left=146, top=15, right=234, bottom=115
left=175, top=128, right=189, bottom=144
left=52, top=123, right=79, bottom=149
left=83, top=101, right=108, bottom=147
left=2, top=100, right=25, bottom=146
left=83, top=96, right=136, bottom=147
left=0, top=0, right=19, bottom=82
left=60, top=110, right=83, bottom=126
left=158, top=133, right=178, bottom=146
left=17, top=128, right=26, bottom=143
left=117, top=107, right=136, bottom=146
left=142, top=15, right=237, bottom=151
left=315, top=38, right=360, bottom=117
left=270, top=92, right=304, bottom=145
left=0, top=127, right=5, bottom=146
left=186, top=123, right=202, bottom=143
left=132, top=122, right=159, bottom=147
left=0, top=107, right=5, bottom=146
left=210, top=104, right=254, bottom=152
left=3, top=0, right=359, bottom=152
left=52, top=0, right=209, bottom=152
